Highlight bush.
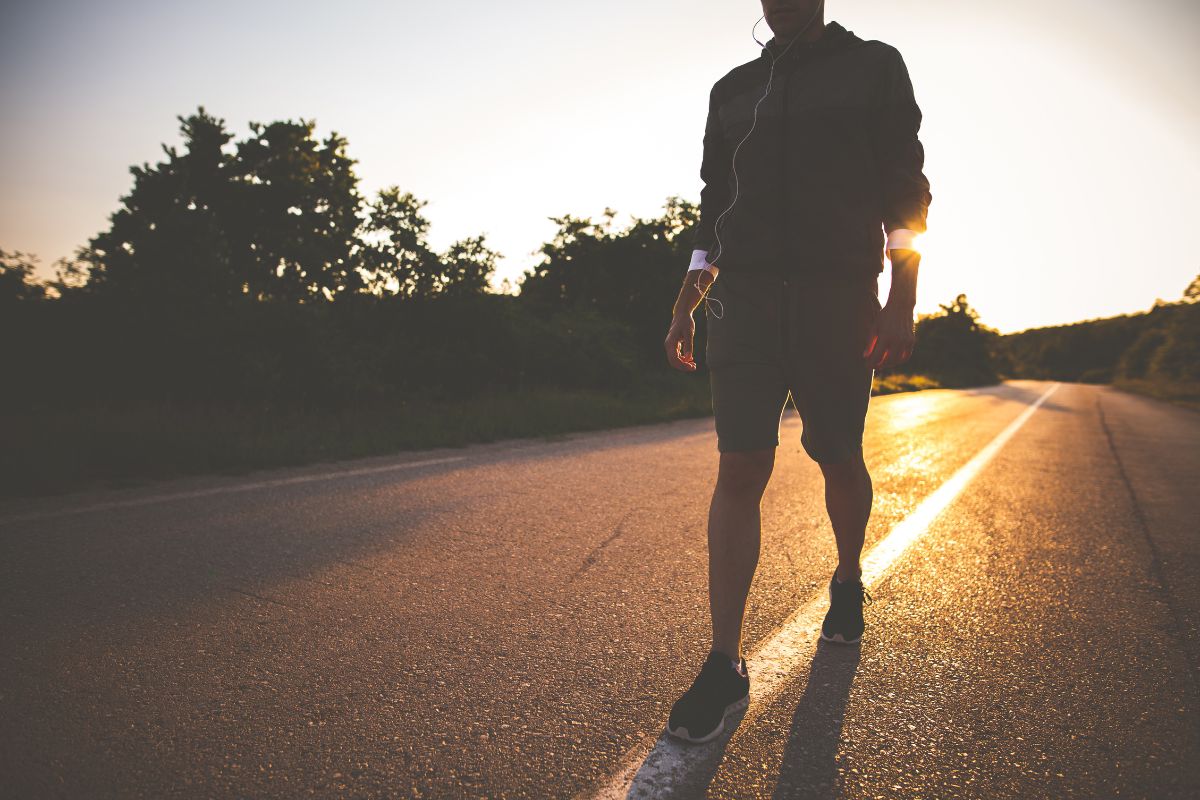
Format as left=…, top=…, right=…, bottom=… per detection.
left=882, top=294, right=998, bottom=388
left=872, top=373, right=942, bottom=395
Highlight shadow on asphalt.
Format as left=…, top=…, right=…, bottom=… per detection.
left=623, top=702, right=749, bottom=798
left=958, top=381, right=1071, bottom=414
left=772, top=640, right=862, bottom=799
left=616, top=640, right=861, bottom=798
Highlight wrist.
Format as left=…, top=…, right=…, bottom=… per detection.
left=672, top=290, right=697, bottom=321
left=688, top=249, right=716, bottom=275
left=672, top=305, right=696, bottom=323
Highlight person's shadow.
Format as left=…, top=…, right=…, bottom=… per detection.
left=622, top=701, right=749, bottom=798
left=772, top=640, right=862, bottom=799
left=619, top=641, right=860, bottom=798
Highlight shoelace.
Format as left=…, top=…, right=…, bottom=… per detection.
left=835, top=579, right=874, bottom=608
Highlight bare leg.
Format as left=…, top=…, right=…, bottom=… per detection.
left=818, top=447, right=872, bottom=582
left=708, top=449, right=775, bottom=663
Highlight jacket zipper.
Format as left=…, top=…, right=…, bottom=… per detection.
left=779, top=60, right=792, bottom=354
left=781, top=63, right=790, bottom=274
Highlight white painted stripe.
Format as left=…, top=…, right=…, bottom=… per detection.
left=0, top=455, right=467, bottom=525
left=580, top=382, right=1061, bottom=800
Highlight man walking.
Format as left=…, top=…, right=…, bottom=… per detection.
left=661, top=0, right=932, bottom=744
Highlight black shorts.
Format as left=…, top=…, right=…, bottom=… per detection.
left=703, top=270, right=880, bottom=463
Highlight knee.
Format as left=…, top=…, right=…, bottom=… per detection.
left=817, top=446, right=868, bottom=480
left=716, top=448, right=776, bottom=497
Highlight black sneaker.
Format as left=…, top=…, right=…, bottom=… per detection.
left=820, top=571, right=873, bottom=644
left=665, top=650, right=750, bottom=744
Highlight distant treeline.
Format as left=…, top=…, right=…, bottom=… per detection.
left=2, top=104, right=1196, bottom=422
left=998, top=284, right=1199, bottom=396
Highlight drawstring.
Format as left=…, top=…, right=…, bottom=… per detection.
left=694, top=272, right=724, bottom=319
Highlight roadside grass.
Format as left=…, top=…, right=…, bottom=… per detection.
left=1, top=376, right=712, bottom=500
left=1113, top=377, right=1200, bottom=412
left=2, top=371, right=951, bottom=501
left=872, top=373, right=942, bottom=395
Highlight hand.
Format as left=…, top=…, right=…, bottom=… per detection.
left=863, top=302, right=915, bottom=369
left=664, top=313, right=698, bottom=372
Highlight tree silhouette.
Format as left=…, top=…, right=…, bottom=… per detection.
left=81, top=107, right=240, bottom=304
left=0, top=249, right=48, bottom=304
left=357, top=187, right=500, bottom=300
left=440, top=235, right=502, bottom=297
left=70, top=106, right=499, bottom=306
left=517, top=196, right=699, bottom=366
left=891, top=294, right=1000, bottom=387
left=1118, top=276, right=1200, bottom=383
left=230, top=115, right=366, bottom=302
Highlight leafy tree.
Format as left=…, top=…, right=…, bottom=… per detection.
left=43, top=250, right=93, bottom=300
left=517, top=196, right=700, bottom=366
left=0, top=249, right=48, bottom=303
left=520, top=197, right=697, bottom=309
left=1004, top=273, right=1200, bottom=387
left=439, top=234, right=502, bottom=297
left=892, top=294, right=999, bottom=387
left=1147, top=306, right=1200, bottom=382
left=230, top=116, right=367, bottom=302
left=1118, top=278, right=1200, bottom=383
left=358, top=187, right=439, bottom=298
left=357, top=187, right=499, bottom=300
left=1117, top=326, right=1167, bottom=380
left=78, top=108, right=243, bottom=304
left=1002, top=312, right=1149, bottom=382
left=72, top=107, right=499, bottom=306
left=77, top=106, right=369, bottom=304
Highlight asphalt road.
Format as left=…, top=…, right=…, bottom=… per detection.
left=1, top=381, right=1197, bottom=799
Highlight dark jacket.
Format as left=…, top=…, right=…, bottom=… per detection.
left=694, top=20, right=932, bottom=281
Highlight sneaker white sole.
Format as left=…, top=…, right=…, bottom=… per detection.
left=665, top=693, right=750, bottom=744
left=824, top=580, right=865, bottom=645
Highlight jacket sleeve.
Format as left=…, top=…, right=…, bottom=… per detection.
left=872, top=47, right=932, bottom=241
left=692, top=83, right=733, bottom=263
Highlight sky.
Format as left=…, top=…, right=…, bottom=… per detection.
left=2, top=0, right=1198, bottom=333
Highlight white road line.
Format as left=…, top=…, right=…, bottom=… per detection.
left=581, top=382, right=1061, bottom=800
left=0, top=455, right=467, bottom=525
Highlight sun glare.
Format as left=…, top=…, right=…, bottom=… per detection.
left=881, top=391, right=949, bottom=433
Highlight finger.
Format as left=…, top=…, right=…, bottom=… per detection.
left=868, top=337, right=884, bottom=367
left=872, top=347, right=890, bottom=369
left=672, top=345, right=694, bottom=370
left=666, top=338, right=683, bottom=368
left=862, top=331, right=878, bottom=358
left=670, top=339, right=696, bottom=371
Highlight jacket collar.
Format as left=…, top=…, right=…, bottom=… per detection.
left=762, top=20, right=850, bottom=62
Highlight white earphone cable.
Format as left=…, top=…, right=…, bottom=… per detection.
left=695, top=4, right=825, bottom=320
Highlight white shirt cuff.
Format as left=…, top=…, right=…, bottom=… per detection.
left=885, top=228, right=919, bottom=252
left=687, top=249, right=718, bottom=275
left=690, top=233, right=916, bottom=272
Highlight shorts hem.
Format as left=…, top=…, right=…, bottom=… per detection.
left=803, top=442, right=864, bottom=465
left=717, top=439, right=780, bottom=454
